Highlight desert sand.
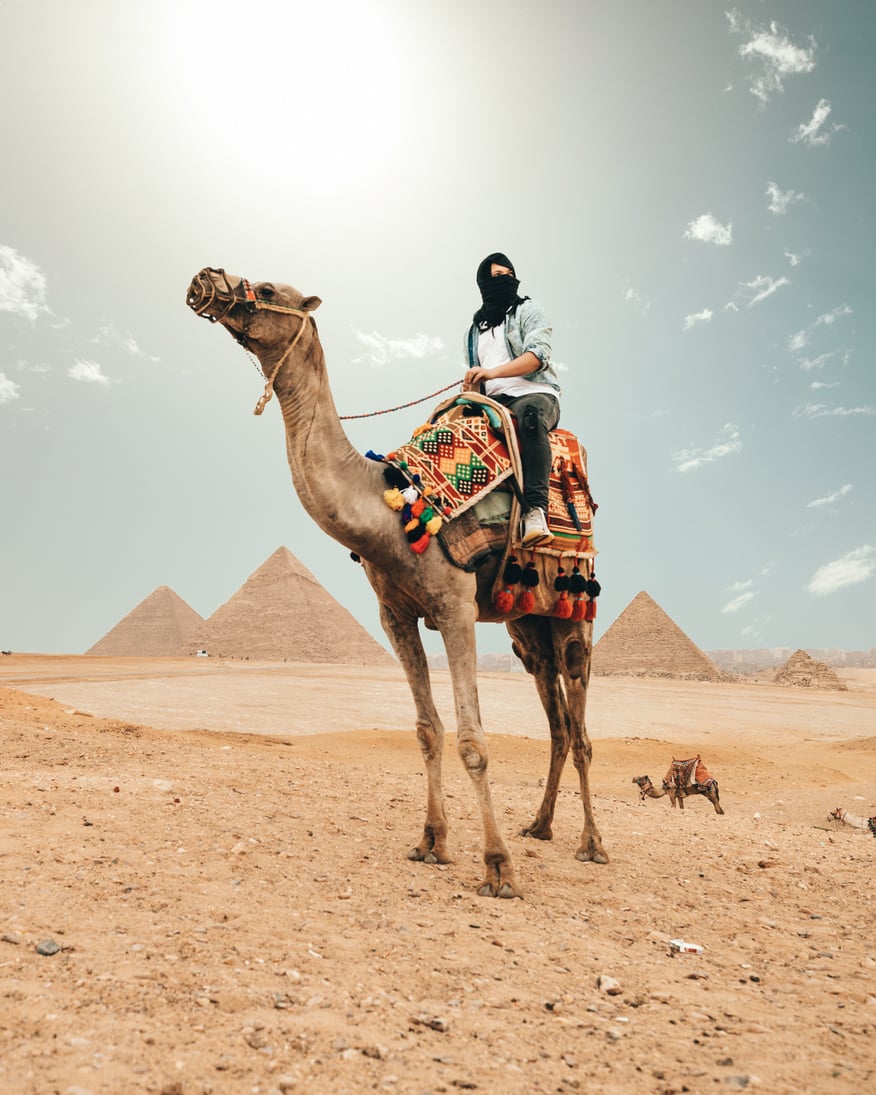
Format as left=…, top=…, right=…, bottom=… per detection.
left=1, top=654, right=874, bottom=1095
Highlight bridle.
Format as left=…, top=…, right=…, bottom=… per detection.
left=187, top=267, right=314, bottom=415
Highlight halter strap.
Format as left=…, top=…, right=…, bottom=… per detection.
left=252, top=308, right=313, bottom=416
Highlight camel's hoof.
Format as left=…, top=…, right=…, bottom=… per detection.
left=477, top=882, right=496, bottom=898
left=407, top=847, right=425, bottom=861
left=423, top=852, right=438, bottom=865
left=520, top=823, right=553, bottom=841
left=498, top=882, right=523, bottom=900
left=575, top=846, right=609, bottom=864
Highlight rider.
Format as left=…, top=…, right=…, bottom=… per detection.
left=462, top=252, right=561, bottom=547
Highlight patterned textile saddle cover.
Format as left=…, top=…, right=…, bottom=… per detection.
left=664, top=756, right=714, bottom=791
left=387, top=393, right=597, bottom=569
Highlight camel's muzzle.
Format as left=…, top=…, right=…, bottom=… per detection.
left=186, top=267, right=255, bottom=322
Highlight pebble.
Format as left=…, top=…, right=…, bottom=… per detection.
left=597, top=975, right=622, bottom=995
left=36, top=939, right=61, bottom=956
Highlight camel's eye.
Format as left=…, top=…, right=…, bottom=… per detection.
left=259, top=285, right=276, bottom=300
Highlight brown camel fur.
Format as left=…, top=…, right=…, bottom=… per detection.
left=186, top=268, right=608, bottom=898
left=632, top=758, right=724, bottom=816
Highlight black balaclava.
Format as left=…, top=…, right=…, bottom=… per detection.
left=474, top=251, right=527, bottom=330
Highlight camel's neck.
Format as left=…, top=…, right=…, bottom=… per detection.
left=261, top=326, right=381, bottom=553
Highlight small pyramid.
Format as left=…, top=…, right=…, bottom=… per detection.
left=186, top=546, right=394, bottom=666
left=774, top=649, right=847, bottom=691
left=86, top=586, right=204, bottom=656
left=592, top=590, right=721, bottom=681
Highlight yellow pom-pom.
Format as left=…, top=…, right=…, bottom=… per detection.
left=404, top=518, right=420, bottom=534
left=383, top=488, right=405, bottom=511
left=425, top=515, right=443, bottom=535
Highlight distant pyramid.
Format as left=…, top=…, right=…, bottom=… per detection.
left=592, top=590, right=722, bottom=681
left=774, top=649, right=847, bottom=691
left=186, top=546, right=395, bottom=666
left=86, top=586, right=204, bottom=656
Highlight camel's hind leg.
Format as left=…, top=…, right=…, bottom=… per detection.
left=376, top=602, right=452, bottom=865
left=708, top=785, right=725, bottom=815
left=507, top=615, right=608, bottom=864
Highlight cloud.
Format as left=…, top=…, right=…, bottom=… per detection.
left=788, top=330, right=808, bottom=352
left=727, top=579, right=753, bottom=592
left=798, top=351, right=837, bottom=371
left=68, top=359, right=111, bottom=386
left=807, top=484, right=852, bottom=510
left=790, top=99, right=840, bottom=146
left=815, top=303, right=852, bottom=327
left=793, top=402, right=875, bottom=419
left=806, top=546, right=876, bottom=596
left=766, top=181, right=805, bottom=214
left=0, top=371, right=21, bottom=404
left=352, top=330, right=444, bottom=368
left=740, top=274, right=790, bottom=306
left=683, top=308, right=713, bottom=331
left=684, top=213, right=732, bottom=246
left=727, top=10, right=816, bottom=103
left=672, top=422, right=742, bottom=473
left=92, top=324, right=159, bottom=361
left=0, top=244, right=50, bottom=322
left=784, top=249, right=802, bottom=267
left=810, top=381, right=838, bottom=390
left=623, top=285, right=651, bottom=316
left=722, top=591, right=755, bottom=614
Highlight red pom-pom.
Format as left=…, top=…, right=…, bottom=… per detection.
left=494, top=587, right=515, bottom=614
left=516, top=588, right=535, bottom=613
left=571, top=598, right=587, bottom=621
left=410, top=532, right=431, bottom=554
left=584, top=599, right=597, bottom=621
left=553, top=592, right=573, bottom=618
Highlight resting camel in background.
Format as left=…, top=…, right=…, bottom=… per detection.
left=829, top=807, right=876, bottom=836
left=632, top=755, right=724, bottom=815
left=186, top=268, right=608, bottom=898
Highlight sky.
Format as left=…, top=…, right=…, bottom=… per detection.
left=2, top=0, right=874, bottom=659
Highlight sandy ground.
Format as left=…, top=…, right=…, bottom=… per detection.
left=1, top=654, right=874, bottom=1095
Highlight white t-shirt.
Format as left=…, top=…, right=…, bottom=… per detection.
left=477, top=325, right=557, bottom=400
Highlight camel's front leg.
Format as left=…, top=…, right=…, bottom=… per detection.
left=376, top=602, right=451, bottom=865
left=441, top=611, right=521, bottom=899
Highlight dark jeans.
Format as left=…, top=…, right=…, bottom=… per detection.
left=494, top=392, right=560, bottom=512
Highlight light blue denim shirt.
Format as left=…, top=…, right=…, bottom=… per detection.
left=464, top=298, right=561, bottom=396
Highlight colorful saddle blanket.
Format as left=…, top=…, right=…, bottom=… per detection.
left=664, top=757, right=715, bottom=791
left=387, top=395, right=597, bottom=558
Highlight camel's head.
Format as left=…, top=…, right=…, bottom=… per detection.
left=632, top=775, right=650, bottom=787
left=186, top=267, right=321, bottom=349
left=828, top=806, right=843, bottom=822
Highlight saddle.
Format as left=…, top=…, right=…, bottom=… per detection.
left=663, top=756, right=714, bottom=792
left=379, top=393, right=599, bottom=620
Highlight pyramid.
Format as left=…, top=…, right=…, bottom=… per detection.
left=186, top=546, right=395, bottom=666
left=592, top=590, right=722, bottom=681
left=86, top=586, right=204, bottom=656
left=774, top=649, right=847, bottom=691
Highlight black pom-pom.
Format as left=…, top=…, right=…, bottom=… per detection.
left=406, top=525, right=424, bottom=543
left=568, top=565, right=587, bottom=594
left=503, top=556, right=523, bottom=585
left=521, top=561, right=540, bottom=588
left=553, top=565, right=569, bottom=592
left=350, top=552, right=361, bottom=564
left=383, top=465, right=409, bottom=490
left=586, top=576, right=602, bottom=599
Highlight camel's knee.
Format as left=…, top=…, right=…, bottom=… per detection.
left=457, top=738, right=488, bottom=777
left=416, top=723, right=442, bottom=761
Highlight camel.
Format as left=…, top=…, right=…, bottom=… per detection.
left=829, top=807, right=876, bottom=836
left=186, top=268, right=608, bottom=898
left=632, top=755, right=724, bottom=815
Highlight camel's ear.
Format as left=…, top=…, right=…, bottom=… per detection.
left=301, top=295, right=322, bottom=313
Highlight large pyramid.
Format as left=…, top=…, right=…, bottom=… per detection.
left=86, top=586, right=204, bottom=656
left=592, top=590, right=722, bottom=681
left=774, top=649, right=847, bottom=691
left=186, top=546, right=395, bottom=666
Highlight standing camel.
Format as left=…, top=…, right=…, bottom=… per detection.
left=187, top=268, right=607, bottom=897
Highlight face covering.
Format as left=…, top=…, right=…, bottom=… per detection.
left=475, top=252, right=521, bottom=329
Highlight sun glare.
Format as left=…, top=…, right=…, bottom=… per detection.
left=164, top=1, right=408, bottom=196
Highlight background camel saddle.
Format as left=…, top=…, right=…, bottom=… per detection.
left=387, top=394, right=597, bottom=566
left=664, top=756, right=714, bottom=790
